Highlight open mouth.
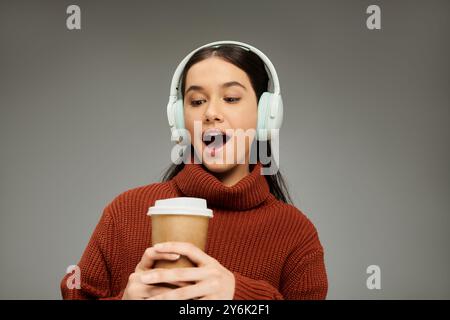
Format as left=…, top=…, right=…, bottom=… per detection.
left=202, top=129, right=232, bottom=156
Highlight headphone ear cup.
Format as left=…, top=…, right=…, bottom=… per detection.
left=174, top=99, right=185, bottom=131
left=257, top=92, right=271, bottom=141
left=269, top=94, right=283, bottom=131
left=257, top=92, right=284, bottom=141
left=167, top=99, right=186, bottom=143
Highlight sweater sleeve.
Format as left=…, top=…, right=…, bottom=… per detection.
left=233, top=215, right=328, bottom=300
left=276, top=210, right=328, bottom=300
left=60, top=204, right=123, bottom=300
left=279, top=248, right=328, bottom=300
left=232, top=272, right=284, bottom=300
left=232, top=248, right=327, bottom=300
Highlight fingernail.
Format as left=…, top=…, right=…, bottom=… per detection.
left=172, top=254, right=180, bottom=259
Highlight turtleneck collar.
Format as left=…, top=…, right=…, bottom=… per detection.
left=171, top=161, right=273, bottom=211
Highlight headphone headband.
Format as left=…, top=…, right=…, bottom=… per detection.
left=168, top=40, right=281, bottom=100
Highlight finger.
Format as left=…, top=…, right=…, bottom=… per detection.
left=140, top=267, right=210, bottom=285
left=153, top=242, right=214, bottom=267
left=146, top=279, right=193, bottom=288
left=163, top=280, right=195, bottom=288
left=145, top=281, right=212, bottom=300
left=124, top=281, right=161, bottom=300
left=134, top=269, right=189, bottom=289
left=143, top=268, right=194, bottom=288
left=134, top=284, right=175, bottom=299
left=143, top=284, right=174, bottom=298
left=136, top=247, right=181, bottom=271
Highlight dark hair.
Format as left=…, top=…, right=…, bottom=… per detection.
left=161, top=44, right=294, bottom=205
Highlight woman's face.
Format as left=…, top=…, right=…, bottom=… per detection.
left=183, top=57, right=258, bottom=173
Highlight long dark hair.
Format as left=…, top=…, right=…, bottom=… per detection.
left=161, top=44, right=294, bottom=205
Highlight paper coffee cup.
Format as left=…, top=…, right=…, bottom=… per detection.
left=147, top=197, right=213, bottom=287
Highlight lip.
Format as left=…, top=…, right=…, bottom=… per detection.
left=202, top=128, right=232, bottom=151
left=202, top=128, right=226, bottom=139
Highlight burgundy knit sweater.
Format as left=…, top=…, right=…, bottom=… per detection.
left=60, top=161, right=328, bottom=300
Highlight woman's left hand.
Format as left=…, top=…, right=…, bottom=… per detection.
left=140, top=242, right=235, bottom=300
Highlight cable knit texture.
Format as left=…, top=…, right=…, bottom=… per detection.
left=61, top=161, right=328, bottom=300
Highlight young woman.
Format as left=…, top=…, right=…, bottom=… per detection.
left=61, top=41, right=328, bottom=300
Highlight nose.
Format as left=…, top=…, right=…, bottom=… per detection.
left=203, top=99, right=224, bottom=124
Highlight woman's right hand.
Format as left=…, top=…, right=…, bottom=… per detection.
left=122, top=247, right=182, bottom=300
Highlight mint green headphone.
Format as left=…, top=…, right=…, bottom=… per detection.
left=166, top=40, right=283, bottom=142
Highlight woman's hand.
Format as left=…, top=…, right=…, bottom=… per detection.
left=122, top=247, right=182, bottom=300
left=140, top=242, right=235, bottom=300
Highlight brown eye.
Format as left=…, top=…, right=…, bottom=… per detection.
left=190, top=99, right=205, bottom=106
left=224, top=97, right=241, bottom=103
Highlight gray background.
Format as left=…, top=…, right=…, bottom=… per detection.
left=1, top=0, right=449, bottom=299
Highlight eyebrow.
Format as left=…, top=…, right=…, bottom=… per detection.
left=185, top=81, right=247, bottom=95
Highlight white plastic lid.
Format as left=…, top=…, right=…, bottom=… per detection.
left=147, top=197, right=213, bottom=218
